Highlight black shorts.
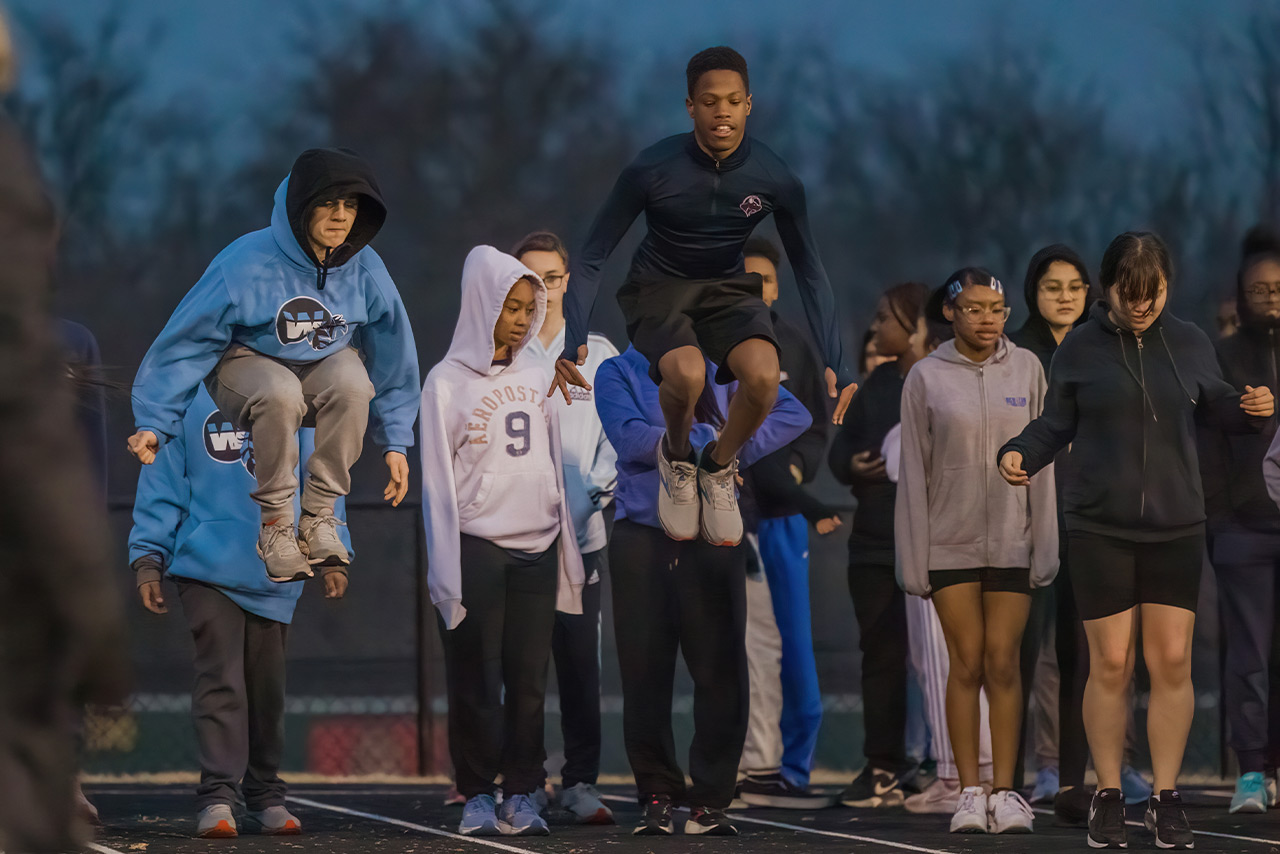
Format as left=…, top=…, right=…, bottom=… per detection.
left=616, top=272, right=779, bottom=384
left=1067, top=529, right=1204, bottom=621
left=929, top=567, right=1031, bottom=594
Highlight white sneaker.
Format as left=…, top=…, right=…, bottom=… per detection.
left=559, top=782, right=614, bottom=824
left=949, top=786, right=988, bottom=833
left=905, top=777, right=960, bottom=814
left=656, top=440, right=699, bottom=540
left=987, top=790, right=1034, bottom=833
left=697, top=445, right=742, bottom=546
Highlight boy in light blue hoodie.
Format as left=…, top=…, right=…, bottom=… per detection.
left=130, top=386, right=352, bottom=839
left=129, top=148, right=419, bottom=583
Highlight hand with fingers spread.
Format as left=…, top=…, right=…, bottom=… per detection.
left=384, top=451, right=409, bottom=506
left=1242, top=384, right=1275, bottom=418
left=826, top=367, right=858, bottom=425
left=128, top=430, right=159, bottom=464
left=549, top=345, right=591, bottom=404
left=999, top=450, right=1030, bottom=486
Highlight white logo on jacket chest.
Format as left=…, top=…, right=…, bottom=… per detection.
left=740, top=194, right=763, bottom=216
left=202, top=409, right=256, bottom=476
left=275, top=296, right=348, bottom=349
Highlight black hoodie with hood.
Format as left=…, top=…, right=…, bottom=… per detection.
left=1204, top=229, right=1280, bottom=532
left=1000, top=302, right=1264, bottom=541
left=285, top=147, right=388, bottom=289
left=1008, top=244, right=1099, bottom=373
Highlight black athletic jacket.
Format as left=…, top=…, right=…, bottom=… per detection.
left=1205, top=320, right=1280, bottom=532
left=1000, top=302, right=1264, bottom=541
left=562, top=132, right=850, bottom=384
left=749, top=313, right=835, bottom=521
left=828, top=361, right=904, bottom=564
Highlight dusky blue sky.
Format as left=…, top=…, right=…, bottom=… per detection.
left=8, top=0, right=1250, bottom=153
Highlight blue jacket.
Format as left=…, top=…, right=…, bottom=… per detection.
left=594, top=346, right=812, bottom=529
left=128, top=385, right=352, bottom=623
left=132, top=149, right=420, bottom=455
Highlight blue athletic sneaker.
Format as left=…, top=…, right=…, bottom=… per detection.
left=1030, top=765, right=1059, bottom=804
left=1230, top=772, right=1268, bottom=814
left=459, top=795, right=500, bottom=836
left=1120, top=764, right=1153, bottom=805
left=498, top=794, right=549, bottom=836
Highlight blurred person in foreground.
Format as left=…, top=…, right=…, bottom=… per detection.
left=0, top=8, right=130, bottom=851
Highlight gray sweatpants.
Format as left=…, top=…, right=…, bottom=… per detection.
left=177, top=580, right=289, bottom=811
left=207, top=345, right=374, bottom=523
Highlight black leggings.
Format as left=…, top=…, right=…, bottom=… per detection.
left=441, top=535, right=558, bottom=798
left=610, top=519, right=748, bottom=808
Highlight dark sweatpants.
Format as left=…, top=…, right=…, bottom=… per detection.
left=442, top=535, right=559, bottom=799
left=847, top=559, right=910, bottom=772
left=176, top=580, right=289, bottom=811
left=610, top=518, right=748, bottom=809
left=1213, top=528, right=1280, bottom=773
left=551, top=550, right=605, bottom=788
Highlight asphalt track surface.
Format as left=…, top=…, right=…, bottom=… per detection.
left=83, top=784, right=1280, bottom=853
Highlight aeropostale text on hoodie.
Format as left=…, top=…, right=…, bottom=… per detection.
left=420, top=246, right=585, bottom=631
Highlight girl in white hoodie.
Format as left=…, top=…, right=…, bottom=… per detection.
left=420, top=246, right=584, bottom=838
left=896, top=268, right=1058, bottom=835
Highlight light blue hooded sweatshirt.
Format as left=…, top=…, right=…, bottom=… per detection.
left=129, top=385, right=352, bottom=623
left=132, top=149, right=419, bottom=455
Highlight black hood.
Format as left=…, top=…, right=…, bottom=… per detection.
left=1020, top=243, right=1097, bottom=325
left=286, top=147, right=387, bottom=273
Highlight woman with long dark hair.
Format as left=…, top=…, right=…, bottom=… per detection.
left=1000, top=231, right=1274, bottom=849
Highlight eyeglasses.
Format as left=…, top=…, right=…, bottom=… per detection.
left=1040, top=283, right=1089, bottom=297
left=543, top=273, right=567, bottom=289
left=1246, top=282, right=1280, bottom=297
left=955, top=305, right=1012, bottom=320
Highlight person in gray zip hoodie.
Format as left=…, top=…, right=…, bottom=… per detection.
left=896, top=268, right=1057, bottom=835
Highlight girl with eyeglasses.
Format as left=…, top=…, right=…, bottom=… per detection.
left=1000, top=232, right=1275, bottom=849
left=897, top=268, right=1059, bottom=834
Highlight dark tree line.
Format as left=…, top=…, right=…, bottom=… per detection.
left=8, top=0, right=1280, bottom=495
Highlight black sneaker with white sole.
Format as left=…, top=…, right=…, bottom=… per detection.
left=633, top=794, right=674, bottom=836
left=739, top=774, right=834, bottom=809
left=685, top=806, right=738, bottom=835
left=1088, top=787, right=1128, bottom=849
left=1053, top=785, right=1092, bottom=828
left=1144, top=790, right=1194, bottom=850
left=841, top=766, right=906, bottom=808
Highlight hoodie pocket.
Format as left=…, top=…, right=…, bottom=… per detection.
left=458, top=472, right=495, bottom=518
left=929, top=466, right=981, bottom=547
left=459, top=469, right=560, bottom=542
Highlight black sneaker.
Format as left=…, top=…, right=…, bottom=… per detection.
left=633, top=794, right=674, bottom=836
left=739, top=774, right=835, bottom=809
left=841, top=766, right=906, bottom=808
left=1088, top=787, right=1128, bottom=849
left=1054, top=785, right=1092, bottom=828
left=1144, top=790, right=1193, bottom=850
left=685, top=806, right=738, bottom=835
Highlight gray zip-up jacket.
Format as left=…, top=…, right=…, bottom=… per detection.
left=895, top=338, right=1058, bottom=596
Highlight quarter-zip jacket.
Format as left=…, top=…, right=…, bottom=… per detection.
left=1001, top=302, right=1264, bottom=541
left=562, top=132, right=851, bottom=386
left=1217, top=322, right=1280, bottom=531
left=896, top=338, right=1058, bottom=597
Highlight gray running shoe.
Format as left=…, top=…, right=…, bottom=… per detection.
left=243, top=805, right=301, bottom=835
left=698, top=447, right=742, bottom=546
left=258, top=521, right=313, bottom=582
left=657, top=440, right=700, bottom=541
left=195, top=804, right=237, bottom=838
left=459, top=794, right=500, bottom=836
left=497, top=794, right=549, bottom=836
left=297, top=513, right=350, bottom=566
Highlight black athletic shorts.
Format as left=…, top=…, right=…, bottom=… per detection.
left=616, top=272, right=780, bottom=384
left=929, top=566, right=1030, bottom=594
left=1067, top=529, right=1205, bottom=621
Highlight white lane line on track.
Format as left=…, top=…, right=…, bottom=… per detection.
left=86, top=843, right=129, bottom=854
left=1031, top=806, right=1280, bottom=846
left=287, top=796, right=539, bottom=854
left=600, top=794, right=957, bottom=854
